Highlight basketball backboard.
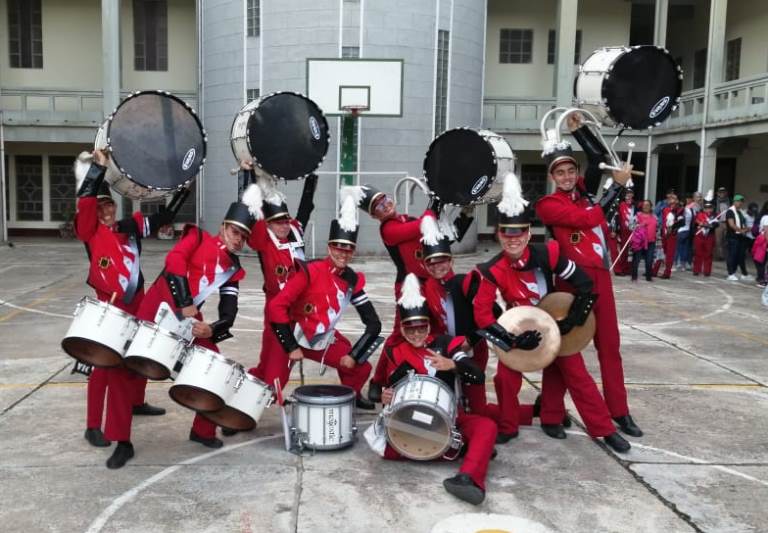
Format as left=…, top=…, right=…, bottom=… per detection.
left=307, top=58, right=403, bottom=117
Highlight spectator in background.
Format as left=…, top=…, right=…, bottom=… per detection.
left=631, top=200, right=657, bottom=282
left=752, top=201, right=768, bottom=287
left=654, top=189, right=675, bottom=224
left=674, top=193, right=695, bottom=271
left=715, top=187, right=731, bottom=260
left=725, top=194, right=752, bottom=281
left=660, top=193, right=684, bottom=279
left=693, top=191, right=704, bottom=213
left=692, top=199, right=718, bottom=277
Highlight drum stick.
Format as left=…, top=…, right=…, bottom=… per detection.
left=598, top=162, right=645, bottom=177
left=109, top=292, right=117, bottom=305
left=299, top=360, right=305, bottom=387
left=609, top=235, right=634, bottom=272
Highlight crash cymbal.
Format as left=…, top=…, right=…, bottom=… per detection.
left=495, top=306, right=560, bottom=372
left=538, top=292, right=596, bottom=356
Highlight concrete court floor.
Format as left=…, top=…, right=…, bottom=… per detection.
left=0, top=237, right=766, bottom=533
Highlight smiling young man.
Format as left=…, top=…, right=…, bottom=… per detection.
left=534, top=114, right=643, bottom=438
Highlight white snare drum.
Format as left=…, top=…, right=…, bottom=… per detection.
left=384, top=373, right=462, bottom=461
left=575, top=45, right=682, bottom=129
left=290, top=385, right=357, bottom=451
left=203, top=367, right=273, bottom=431
left=169, top=346, right=238, bottom=412
left=61, top=296, right=138, bottom=368
left=123, top=321, right=187, bottom=380
left=423, top=128, right=514, bottom=206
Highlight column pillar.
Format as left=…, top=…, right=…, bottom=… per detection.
left=553, top=0, right=578, bottom=106
left=645, top=144, right=659, bottom=202
left=698, top=142, right=717, bottom=194
left=653, top=0, right=669, bottom=47
left=101, top=0, right=123, bottom=215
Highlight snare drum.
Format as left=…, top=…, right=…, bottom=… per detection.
left=290, top=385, right=357, bottom=451
left=61, top=296, right=138, bottom=368
left=123, top=321, right=187, bottom=380
left=169, top=346, right=238, bottom=412
left=203, top=368, right=273, bottom=431
left=575, top=45, right=683, bottom=129
left=230, top=92, right=330, bottom=180
left=423, top=128, right=514, bottom=206
left=95, top=90, right=207, bottom=200
left=384, top=374, right=462, bottom=461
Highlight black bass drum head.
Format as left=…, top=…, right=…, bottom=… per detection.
left=108, top=91, right=206, bottom=190
left=424, top=129, right=496, bottom=206
left=603, top=46, right=682, bottom=129
left=247, top=92, right=330, bottom=180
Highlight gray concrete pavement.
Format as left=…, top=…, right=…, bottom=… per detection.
left=1, top=238, right=766, bottom=533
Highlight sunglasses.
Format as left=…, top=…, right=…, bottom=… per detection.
left=403, top=324, right=429, bottom=333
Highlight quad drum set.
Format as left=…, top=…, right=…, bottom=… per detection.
left=62, top=44, right=682, bottom=456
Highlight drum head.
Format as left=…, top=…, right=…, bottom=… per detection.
left=294, top=384, right=355, bottom=404
left=200, top=406, right=256, bottom=431
left=247, top=92, right=330, bottom=180
left=386, top=404, right=451, bottom=460
left=495, top=306, right=561, bottom=372
left=108, top=92, right=206, bottom=190
left=424, top=128, right=496, bottom=206
left=61, top=338, right=123, bottom=368
left=603, top=46, right=681, bottom=129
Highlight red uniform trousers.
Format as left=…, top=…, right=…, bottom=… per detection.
left=488, top=364, right=537, bottom=432
left=383, top=410, right=497, bottom=490
left=556, top=267, right=629, bottom=418
left=693, top=233, right=715, bottom=276
left=662, top=234, right=677, bottom=277
left=299, top=332, right=372, bottom=396
left=539, top=353, right=616, bottom=437
left=607, top=234, right=621, bottom=274
left=616, top=229, right=632, bottom=275
left=371, top=304, right=404, bottom=386
left=248, top=302, right=292, bottom=392
left=462, top=341, right=490, bottom=416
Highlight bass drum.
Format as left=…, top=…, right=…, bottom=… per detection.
left=230, top=92, right=330, bottom=180
left=575, top=45, right=683, bottom=129
left=423, top=128, right=514, bottom=206
left=94, top=90, right=206, bottom=200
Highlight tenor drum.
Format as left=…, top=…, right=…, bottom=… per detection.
left=290, top=385, right=357, bottom=451
left=61, top=296, right=138, bottom=368
left=94, top=90, right=206, bottom=200
left=203, top=368, right=273, bottom=431
left=123, top=321, right=187, bottom=380
left=575, top=46, right=683, bottom=129
left=384, top=374, right=462, bottom=461
left=169, top=346, right=238, bottom=412
left=494, top=306, right=561, bottom=372
left=423, top=128, right=514, bottom=206
left=230, top=92, right=330, bottom=180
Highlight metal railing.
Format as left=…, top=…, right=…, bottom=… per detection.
left=482, top=97, right=557, bottom=131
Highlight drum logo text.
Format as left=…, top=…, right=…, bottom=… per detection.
left=471, top=175, right=488, bottom=196
left=649, top=96, right=671, bottom=119
left=309, top=117, right=321, bottom=141
left=182, top=148, right=196, bottom=171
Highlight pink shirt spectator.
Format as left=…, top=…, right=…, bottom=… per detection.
left=636, top=212, right=657, bottom=242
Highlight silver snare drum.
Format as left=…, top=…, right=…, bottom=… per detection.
left=290, top=385, right=357, bottom=451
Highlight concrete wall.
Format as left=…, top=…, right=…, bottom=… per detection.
left=666, top=0, right=710, bottom=91
left=733, top=135, right=768, bottom=206
left=725, top=0, right=768, bottom=80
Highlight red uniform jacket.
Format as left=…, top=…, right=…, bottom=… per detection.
left=618, top=201, right=636, bottom=234
left=662, top=206, right=684, bottom=238
left=694, top=211, right=716, bottom=238
left=380, top=209, right=436, bottom=289
left=535, top=188, right=611, bottom=270
left=422, top=271, right=482, bottom=344
left=247, top=219, right=305, bottom=298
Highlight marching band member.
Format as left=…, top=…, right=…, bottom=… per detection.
left=73, top=150, right=184, bottom=448
left=475, top=174, right=630, bottom=452
left=615, top=189, right=636, bottom=275
left=380, top=274, right=497, bottom=505
left=534, top=114, right=643, bottom=437
left=693, top=195, right=718, bottom=277
left=102, top=190, right=257, bottom=469
left=267, top=191, right=382, bottom=409
left=660, top=193, right=685, bottom=279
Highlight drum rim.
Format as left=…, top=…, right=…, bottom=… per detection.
left=78, top=295, right=137, bottom=321
left=98, top=89, right=207, bottom=190
left=242, top=372, right=270, bottom=388
left=230, top=90, right=331, bottom=181
left=135, top=319, right=184, bottom=340
left=293, top=383, right=356, bottom=404
left=186, top=345, right=238, bottom=366
left=386, top=398, right=455, bottom=426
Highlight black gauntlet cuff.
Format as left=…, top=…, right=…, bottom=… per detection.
left=209, top=319, right=234, bottom=344
left=271, top=322, right=300, bottom=353
left=77, top=163, right=107, bottom=197
left=165, top=273, right=194, bottom=308
left=349, top=333, right=384, bottom=364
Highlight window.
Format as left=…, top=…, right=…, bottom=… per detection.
left=342, top=46, right=360, bottom=59
left=547, top=29, right=582, bottom=65
left=725, top=38, right=741, bottom=82
left=134, top=0, right=168, bottom=71
left=247, top=88, right=260, bottom=102
left=49, top=157, right=77, bottom=222
left=8, top=0, right=42, bottom=69
left=499, top=29, right=532, bottom=64
left=693, top=48, right=707, bottom=88
left=15, top=156, right=43, bottom=221
left=434, top=30, right=450, bottom=135
left=247, top=0, right=260, bottom=37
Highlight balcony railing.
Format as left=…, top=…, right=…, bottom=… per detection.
left=483, top=97, right=556, bottom=131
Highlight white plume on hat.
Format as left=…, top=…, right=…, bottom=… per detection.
left=241, top=183, right=264, bottom=220
left=74, top=151, right=93, bottom=192
left=437, top=211, right=458, bottom=241
left=398, top=273, right=425, bottom=309
left=420, top=212, right=441, bottom=246
left=256, top=174, right=285, bottom=207
left=705, top=189, right=714, bottom=202
left=496, top=172, right=528, bottom=217
left=344, top=186, right=367, bottom=209
left=338, top=187, right=361, bottom=231
left=541, top=138, right=572, bottom=157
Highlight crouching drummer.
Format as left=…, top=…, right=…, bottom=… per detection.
left=380, top=274, right=497, bottom=506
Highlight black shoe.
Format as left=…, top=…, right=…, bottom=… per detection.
left=532, top=394, right=541, bottom=418
left=189, top=430, right=223, bottom=449
left=603, top=432, right=631, bottom=453
left=367, top=381, right=382, bottom=403
left=355, top=397, right=376, bottom=410
left=613, top=415, right=643, bottom=437
left=84, top=428, right=111, bottom=447
left=562, top=414, right=572, bottom=428
left=491, top=448, right=498, bottom=460
left=443, top=473, right=485, bottom=505
left=221, top=428, right=240, bottom=437
left=132, top=403, right=166, bottom=416
left=541, top=424, right=566, bottom=439
left=106, top=441, right=134, bottom=469
left=495, top=431, right=518, bottom=444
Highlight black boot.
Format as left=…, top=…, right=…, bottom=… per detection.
left=355, top=397, right=376, bottom=410
left=613, top=415, right=643, bottom=437
left=603, top=432, right=631, bottom=453
left=532, top=394, right=541, bottom=418
left=443, top=473, right=485, bottom=505
left=367, top=381, right=382, bottom=403
left=221, top=428, right=240, bottom=437
left=132, top=403, right=166, bottom=416
left=106, top=441, right=134, bottom=469
left=495, top=431, right=518, bottom=444
left=84, top=428, right=111, bottom=447
left=541, top=424, right=566, bottom=439
left=562, top=414, right=572, bottom=428
left=189, top=430, right=223, bottom=449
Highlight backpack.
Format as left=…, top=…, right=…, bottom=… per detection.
left=630, top=226, right=648, bottom=252
left=751, top=218, right=761, bottom=238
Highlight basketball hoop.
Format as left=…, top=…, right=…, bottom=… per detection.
left=341, top=104, right=369, bottom=118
